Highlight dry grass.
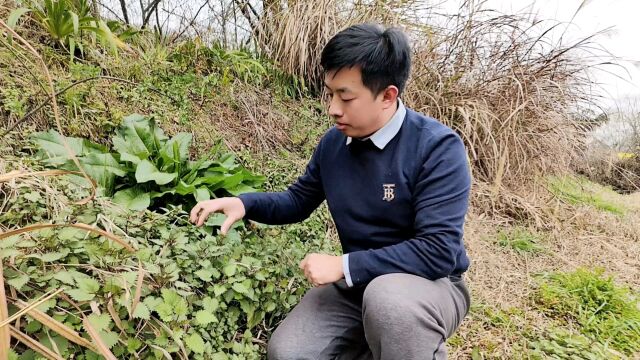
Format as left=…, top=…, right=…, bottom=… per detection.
left=255, top=0, right=614, bottom=222
left=452, top=181, right=640, bottom=358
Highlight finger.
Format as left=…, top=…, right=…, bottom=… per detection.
left=189, top=203, right=202, bottom=223
left=220, top=215, right=237, bottom=235
left=196, top=203, right=220, bottom=226
left=299, top=256, right=308, bottom=270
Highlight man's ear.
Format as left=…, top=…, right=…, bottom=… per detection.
left=380, top=86, right=399, bottom=110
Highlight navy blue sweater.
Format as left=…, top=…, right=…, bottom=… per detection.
left=238, top=108, right=471, bottom=287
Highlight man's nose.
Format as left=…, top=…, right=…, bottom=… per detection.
left=328, top=98, right=343, bottom=118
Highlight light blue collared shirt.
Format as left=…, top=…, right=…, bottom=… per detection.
left=342, top=99, right=406, bottom=287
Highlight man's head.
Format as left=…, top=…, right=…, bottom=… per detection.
left=321, top=23, right=411, bottom=138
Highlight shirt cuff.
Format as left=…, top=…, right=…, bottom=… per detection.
left=342, top=254, right=353, bottom=287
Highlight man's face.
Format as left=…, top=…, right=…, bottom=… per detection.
left=324, top=67, right=391, bottom=138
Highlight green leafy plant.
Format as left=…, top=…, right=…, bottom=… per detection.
left=169, top=41, right=267, bottom=85
left=8, top=0, right=124, bottom=58
left=527, top=328, right=625, bottom=359
left=32, top=114, right=265, bottom=210
left=548, top=176, right=626, bottom=215
left=534, top=268, right=640, bottom=354
left=0, top=161, right=339, bottom=358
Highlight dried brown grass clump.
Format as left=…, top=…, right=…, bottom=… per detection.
left=404, top=13, right=593, bottom=188
left=256, top=1, right=609, bottom=219
left=256, top=0, right=434, bottom=91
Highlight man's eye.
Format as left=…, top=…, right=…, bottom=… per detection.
left=342, top=98, right=354, bottom=102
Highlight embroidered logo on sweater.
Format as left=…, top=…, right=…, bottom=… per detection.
left=382, top=184, right=396, bottom=202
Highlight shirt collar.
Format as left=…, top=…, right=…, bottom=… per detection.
left=346, top=99, right=406, bottom=149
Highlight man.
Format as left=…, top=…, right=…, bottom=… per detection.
left=190, top=23, right=471, bottom=360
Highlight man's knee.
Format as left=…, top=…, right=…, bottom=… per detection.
left=267, top=326, right=297, bottom=360
left=362, top=274, right=445, bottom=330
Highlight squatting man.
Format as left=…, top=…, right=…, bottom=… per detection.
left=190, top=23, right=472, bottom=360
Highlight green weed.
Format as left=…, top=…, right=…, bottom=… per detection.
left=496, top=227, right=544, bottom=254
left=548, top=176, right=626, bottom=215
left=534, top=268, right=640, bottom=354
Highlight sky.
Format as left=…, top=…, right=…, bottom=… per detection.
left=480, top=0, right=640, bottom=108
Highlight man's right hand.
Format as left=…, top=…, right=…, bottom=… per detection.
left=189, top=197, right=246, bottom=234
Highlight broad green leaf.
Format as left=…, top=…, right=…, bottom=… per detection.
left=161, top=288, right=180, bottom=304
left=53, top=271, right=76, bottom=285
left=99, top=330, right=119, bottom=349
left=194, top=187, right=210, bottom=202
left=195, top=269, right=213, bottom=282
left=79, top=152, right=126, bottom=193
left=87, top=313, right=111, bottom=332
left=159, top=133, right=192, bottom=165
left=76, top=277, right=100, bottom=293
left=174, top=298, right=189, bottom=317
left=185, top=333, right=205, bottom=354
left=0, top=249, right=20, bottom=258
left=155, top=303, right=173, bottom=322
left=7, top=7, right=31, bottom=44
left=175, top=180, right=197, bottom=195
left=204, top=213, right=226, bottom=227
left=227, top=183, right=258, bottom=196
left=66, top=289, right=95, bottom=302
left=133, top=302, right=150, bottom=320
left=70, top=11, right=79, bottom=35
left=32, top=130, right=106, bottom=166
left=113, top=114, right=167, bottom=160
left=0, top=235, right=20, bottom=249
left=119, top=151, right=142, bottom=164
left=36, top=299, right=57, bottom=314
left=223, top=264, right=237, bottom=277
left=212, top=353, right=229, bottom=360
left=113, top=187, right=150, bottom=211
left=232, top=282, right=248, bottom=294
left=218, top=154, right=237, bottom=170
left=40, top=248, right=70, bottom=262
left=202, top=297, right=219, bottom=312
left=7, top=273, right=29, bottom=290
left=194, top=310, right=216, bottom=326
left=58, top=227, right=85, bottom=240
left=143, top=296, right=162, bottom=310
left=213, top=284, right=226, bottom=297
left=150, top=189, right=175, bottom=199
left=135, top=160, right=177, bottom=185
left=8, top=8, right=31, bottom=30
left=97, top=19, right=126, bottom=51
left=221, top=172, right=245, bottom=189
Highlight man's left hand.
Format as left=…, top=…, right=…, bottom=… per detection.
left=299, top=253, right=344, bottom=287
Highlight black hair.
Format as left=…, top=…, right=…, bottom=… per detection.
left=320, top=23, right=411, bottom=96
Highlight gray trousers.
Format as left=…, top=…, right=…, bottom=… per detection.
left=267, top=273, right=470, bottom=360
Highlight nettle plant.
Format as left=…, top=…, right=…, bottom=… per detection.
left=0, top=186, right=310, bottom=359
left=32, top=114, right=264, bottom=210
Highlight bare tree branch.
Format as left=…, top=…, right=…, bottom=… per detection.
left=169, top=0, right=210, bottom=43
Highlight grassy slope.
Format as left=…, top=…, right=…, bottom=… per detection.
left=1, top=31, right=639, bottom=360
